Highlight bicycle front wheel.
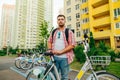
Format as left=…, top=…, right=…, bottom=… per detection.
left=26, top=67, right=55, bottom=80
left=87, top=72, right=119, bottom=80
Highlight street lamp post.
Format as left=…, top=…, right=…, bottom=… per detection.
left=7, top=40, right=9, bottom=55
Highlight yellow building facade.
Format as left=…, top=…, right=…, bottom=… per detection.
left=80, top=0, right=120, bottom=49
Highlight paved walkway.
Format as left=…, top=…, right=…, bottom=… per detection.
left=0, top=56, right=25, bottom=80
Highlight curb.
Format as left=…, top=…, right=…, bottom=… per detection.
left=10, top=67, right=27, bottom=77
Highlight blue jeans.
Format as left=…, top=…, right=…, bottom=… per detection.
left=54, top=56, right=69, bottom=80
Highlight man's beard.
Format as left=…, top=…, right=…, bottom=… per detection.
left=59, top=24, right=64, bottom=27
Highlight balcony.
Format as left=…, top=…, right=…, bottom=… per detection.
left=92, top=0, right=108, bottom=8
left=115, top=29, right=120, bottom=35
left=81, top=14, right=89, bottom=19
left=92, top=4, right=109, bottom=18
left=81, top=2, right=88, bottom=8
left=93, top=16, right=110, bottom=27
left=81, top=22, right=90, bottom=30
left=93, top=30, right=111, bottom=39
left=113, top=1, right=120, bottom=8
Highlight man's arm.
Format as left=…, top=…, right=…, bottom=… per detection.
left=47, top=42, right=52, bottom=50
left=52, top=45, right=74, bottom=55
left=61, top=45, right=74, bottom=53
left=47, top=33, right=53, bottom=50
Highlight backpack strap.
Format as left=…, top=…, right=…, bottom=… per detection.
left=52, top=28, right=57, bottom=39
left=65, top=28, right=69, bottom=43
left=52, top=28, right=57, bottom=43
left=52, top=28, right=69, bottom=43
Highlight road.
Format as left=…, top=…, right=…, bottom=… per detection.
left=0, top=56, right=25, bottom=80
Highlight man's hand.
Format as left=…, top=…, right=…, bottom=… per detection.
left=52, top=50, right=62, bottom=55
left=47, top=49, right=52, bottom=53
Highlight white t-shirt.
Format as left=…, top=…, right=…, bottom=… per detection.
left=54, top=31, right=67, bottom=58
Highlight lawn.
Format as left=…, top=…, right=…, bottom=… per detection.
left=106, top=62, right=120, bottom=77
left=70, top=59, right=120, bottom=78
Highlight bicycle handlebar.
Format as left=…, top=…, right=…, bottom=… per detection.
left=78, top=33, right=90, bottom=52
left=43, top=52, right=54, bottom=56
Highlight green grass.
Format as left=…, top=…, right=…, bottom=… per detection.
left=106, top=62, right=120, bottom=77
left=70, top=59, right=120, bottom=77
left=70, top=58, right=83, bottom=71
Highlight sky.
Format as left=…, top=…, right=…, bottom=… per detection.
left=0, top=0, right=64, bottom=27
left=53, top=0, right=64, bottom=27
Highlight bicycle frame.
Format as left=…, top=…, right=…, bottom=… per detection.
left=42, top=55, right=61, bottom=80
left=75, top=37, right=98, bottom=80
left=75, top=54, right=98, bottom=80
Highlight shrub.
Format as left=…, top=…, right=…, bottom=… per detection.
left=116, top=51, right=120, bottom=58
left=108, top=50, right=117, bottom=61
left=74, top=45, right=86, bottom=63
left=0, top=50, right=6, bottom=56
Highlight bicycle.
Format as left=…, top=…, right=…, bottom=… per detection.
left=26, top=33, right=120, bottom=80
left=15, top=50, right=46, bottom=70
left=19, top=52, right=46, bottom=70
left=14, top=52, right=30, bottom=69
left=26, top=52, right=60, bottom=80
left=74, top=34, right=120, bottom=80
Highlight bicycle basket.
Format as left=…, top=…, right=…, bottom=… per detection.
left=90, top=56, right=111, bottom=65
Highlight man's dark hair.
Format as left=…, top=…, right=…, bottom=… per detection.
left=57, top=14, right=66, bottom=19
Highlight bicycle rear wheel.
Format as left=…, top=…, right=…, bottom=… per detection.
left=19, top=59, right=33, bottom=70
left=26, top=67, right=55, bottom=80
left=87, top=72, right=119, bottom=80
left=15, top=59, right=21, bottom=69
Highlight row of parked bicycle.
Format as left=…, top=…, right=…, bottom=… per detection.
left=15, top=50, right=46, bottom=70
left=14, top=50, right=54, bottom=80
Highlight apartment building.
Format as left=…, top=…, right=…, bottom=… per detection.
left=15, top=0, right=44, bottom=49
left=14, top=0, right=27, bottom=49
left=64, top=0, right=81, bottom=42
left=0, top=4, right=15, bottom=48
left=44, top=0, right=53, bottom=29
left=64, top=0, right=120, bottom=49
left=80, top=0, right=120, bottom=49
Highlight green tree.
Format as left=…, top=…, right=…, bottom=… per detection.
left=88, top=32, right=97, bottom=56
left=12, top=46, right=19, bottom=54
left=74, top=45, right=85, bottom=63
left=98, top=41, right=109, bottom=53
left=38, top=20, right=49, bottom=48
left=89, top=32, right=95, bottom=48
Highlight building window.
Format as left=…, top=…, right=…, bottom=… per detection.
left=75, top=4, right=79, bottom=10
left=67, top=16, right=71, bottom=22
left=75, top=0, right=79, bottom=2
left=76, top=22, right=80, bottom=28
left=67, top=8, right=71, bottom=13
left=67, top=0, right=71, bottom=6
left=82, top=7, right=88, bottom=14
left=76, top=13, right=80, bottom=18
left=83, top=28, right=90, bottom=34
left=112, top=0, right=119, bottom=2
left=82, top=18, right=89, bottom=24
left=114, top=8, right=120, bottom=17
left=76, top=31, right=81, bottom=37
left=67, top=24, right=72, bottom=29
left=81, top=0, right=88, bottom=3
left=115, top=22, right=120, bottom=29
